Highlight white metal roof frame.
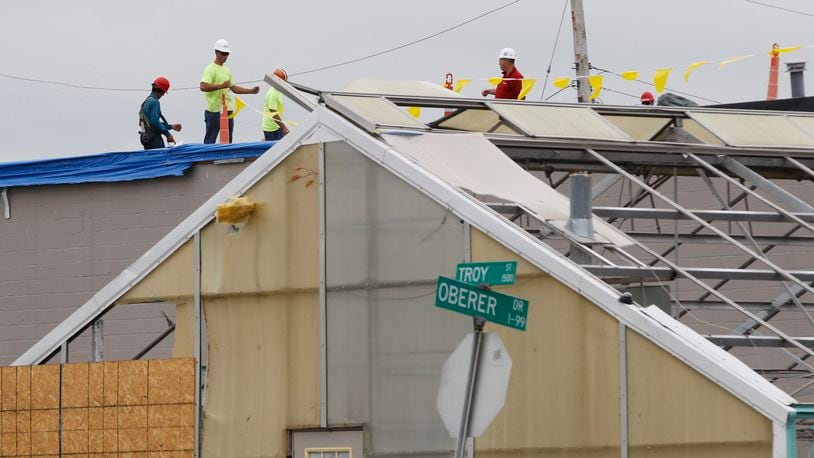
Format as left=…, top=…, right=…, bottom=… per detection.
left=15, top=102, right=796, bottom=455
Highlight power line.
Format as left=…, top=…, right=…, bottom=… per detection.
left=540, top=0, right=570, bottom=100
left=592, top=65, right=722, bottom=104
left=0, top=0, right=521, bottom=92
left=288, top=0, right=522, bottom=77
left=739, top=0, right=814, bottom=18
left=544, top=85, right=572, bottom=101
left=602, top=87, right=640, bottom=99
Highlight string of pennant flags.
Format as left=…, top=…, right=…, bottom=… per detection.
left=445, top=44, right=813, bottom=103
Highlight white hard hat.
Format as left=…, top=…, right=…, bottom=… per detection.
left=498, top=48, right=517, bottom=60
left=213, top=39, right=231, bottom=53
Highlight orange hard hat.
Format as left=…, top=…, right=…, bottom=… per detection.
left=273, top=68, right=288, bottom=81
left=153, top=76, right=170, bottom=93
left=640, top=91, right=655, bottom=104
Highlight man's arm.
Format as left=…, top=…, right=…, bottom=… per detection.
left=144, top=99, right=170, bottom=136
left=232, top=84, right=260, bottom=95
left=272, top=113, right=289, bottom=135
left=200, top=81, right=231, bottom=92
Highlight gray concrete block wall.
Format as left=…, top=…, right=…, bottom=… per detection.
left=0, top=161, right=248, bottom=364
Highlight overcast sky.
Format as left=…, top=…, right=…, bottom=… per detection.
left=3, top=0, right=814, bottom=160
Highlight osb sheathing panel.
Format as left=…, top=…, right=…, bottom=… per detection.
left=470, top=229, right=621, bottom=456
left=626, top=330, right=772, bottom=457
left=0, top=358, right=195, bottom=457
left=30, top=366, right=59, bottom=410
left=201, top=144, right=319, bottom=296
left=120, top=239, right=194, bottom=304
left=202, top=293, right=319, bottom=457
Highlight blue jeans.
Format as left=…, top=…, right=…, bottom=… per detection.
left=263, top=130, right=285, bottom=141
left=204, top=110, right=234, bottom=144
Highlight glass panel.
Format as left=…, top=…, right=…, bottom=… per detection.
left=338, top=452, right=350, bottom=458
left=328, top=95, right=427, bottom=129
left=308, top=453, right=321, bottom=458
left=326, top=141, right=468, bottom=456
left=602, top=114, right=671, bottom=141
left=324, top=453, right=336, bottom=458
left=488, top=103, right=632, bottom=141
left=691, top=112, right=814, bottom=147
left=682, top=118, right=724, bottom=145
left=788, top=115, right=814, bottom=141
left=435, top=108, right=521, bottom=134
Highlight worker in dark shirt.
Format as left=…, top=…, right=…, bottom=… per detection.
left=482, top=48, right=524, bottom=100
left=139, top=76, right=182, bottom=150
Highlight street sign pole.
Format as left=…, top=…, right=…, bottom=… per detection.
left=455, top=316, right=485, bottom=458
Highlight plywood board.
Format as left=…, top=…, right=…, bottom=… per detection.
left=148, top=405, right=180, bottom=428
left=29, top=431, right=58, bottom=455
left=88, top=362, right=104, bottom=407
left=30, top=366, right=59, bottom=410
left=16, top=367, right=30, bottom=411
left=61, top=363, right=89, bottom=408
left=1, top=367, right=15, bottom=411
left=148, top=359, right=194, bottom=405
left=30, top=410, right=58, bottom=432
left=117, top=361, right=148, bottom=406
left=102, top=362, right=118, bottom=406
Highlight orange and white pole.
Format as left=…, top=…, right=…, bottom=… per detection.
left=767, top=43, right=780, bottom=101
left=219, top=93, right=230, bottom=143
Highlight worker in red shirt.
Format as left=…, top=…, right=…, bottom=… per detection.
left=482, top=48, right=524, bottom=100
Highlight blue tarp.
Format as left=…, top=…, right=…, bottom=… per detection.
left=0, top=142, right=277, bottom=187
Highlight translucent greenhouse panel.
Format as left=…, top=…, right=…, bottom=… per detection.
left=324, top=95, right=427, bottom=131
left=488, top=103, right=633, bottom=141
left=435, top=108, right=521, bottom=134
left=690, top=112, right=814, bottom=147
left=325, top=141, right=469, bottom=456
left=602, top=115, right=671, bottom=141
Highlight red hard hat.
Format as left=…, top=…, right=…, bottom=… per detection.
left=153, top=76, right=170, bottom=93
left=640, top=91, right=655, bottom=104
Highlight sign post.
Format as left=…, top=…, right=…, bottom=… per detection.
left=435, top=261, right=528, bottom=458
left=454, top=317, right=485, bottom=458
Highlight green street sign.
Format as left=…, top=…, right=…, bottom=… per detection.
left=455, top=261, right=517, bottom=286
left=435, top=276, right=528, bottom=331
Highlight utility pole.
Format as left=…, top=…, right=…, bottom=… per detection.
left=570, top=0, right=592, bottom=103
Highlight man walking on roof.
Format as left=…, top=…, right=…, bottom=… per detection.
left=138, top=76, right=182, bottom=150
left=482, top=48, right=524, bottom=100
left=262, top=68, right=290, bottom=141
left=200, top=39, right=260, bottom=144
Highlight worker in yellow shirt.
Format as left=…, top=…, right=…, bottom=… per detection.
left=262, top=68, right=290, bottom=141
left=199, top=39, right=259, bottom=143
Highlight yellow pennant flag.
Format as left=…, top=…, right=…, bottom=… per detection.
left=719, top=55, right=750, bottom=69
left=455, top=79, right=471, bottom=93
left=407, top=107, right=421, bottom=118
left=553, top=77, right=571, bottom=89
left=488, top=77, right=503, bottom=86
left=778, top=46, right=802, bottom=54
left=684, top=61, right=711, bottom=82
left=653, top=68, right=671, bottom=93
left=229, top=96, right=246, bottom=119
left=621, top=71, right=639, bottom=81
left=588, top=75, right=604, bottom=100
left=518, top=79, right=536, bottom=99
